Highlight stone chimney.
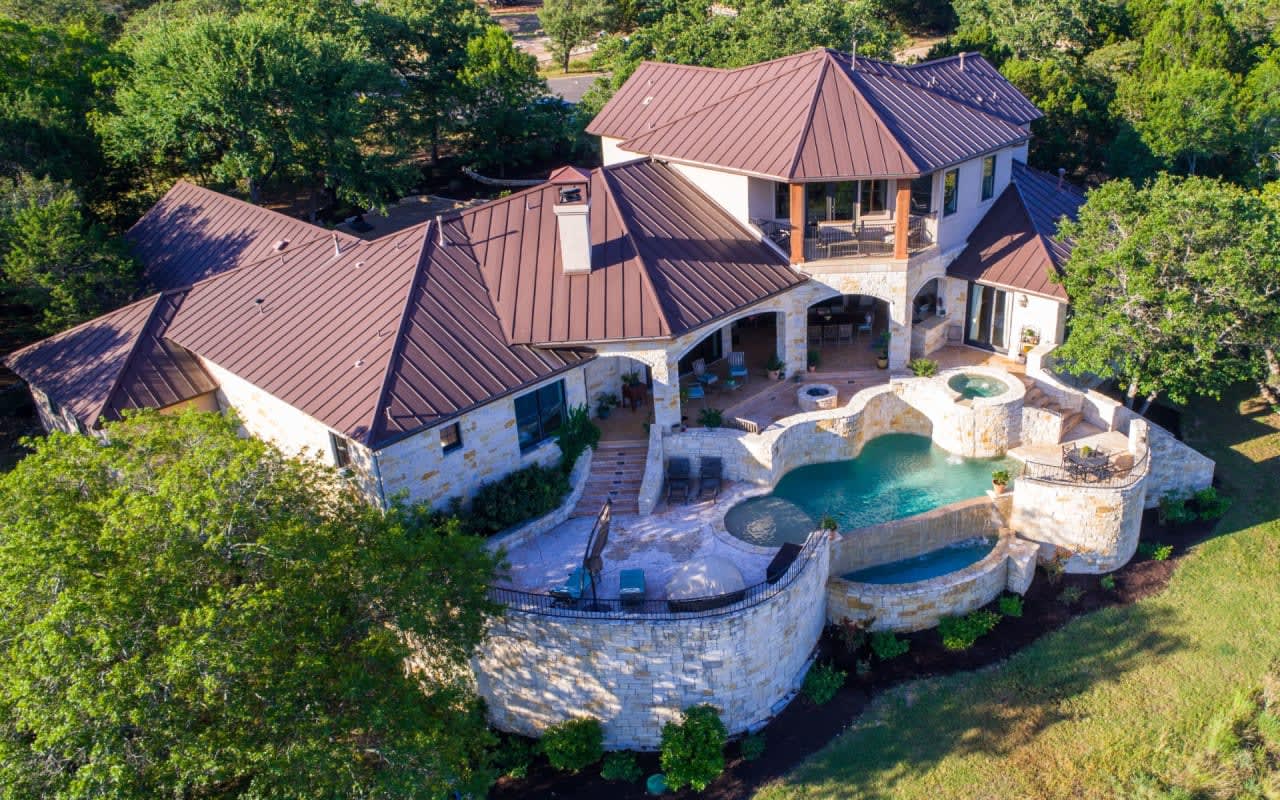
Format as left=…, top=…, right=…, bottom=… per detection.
left=550, top=167, right=592, bottom=274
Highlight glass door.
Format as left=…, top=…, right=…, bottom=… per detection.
left=965, top=282, right=1010, bottom=352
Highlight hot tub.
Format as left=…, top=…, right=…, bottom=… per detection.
left=947, top=372, right=1010, bottom=400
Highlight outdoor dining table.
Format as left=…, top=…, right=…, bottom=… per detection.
left=1065, top=448, right=1110, bottom=480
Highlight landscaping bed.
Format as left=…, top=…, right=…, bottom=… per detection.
left=489, top=509, right=1218, bottom=800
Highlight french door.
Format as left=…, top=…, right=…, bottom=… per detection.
left=965, top=282, right=1010, bottom=352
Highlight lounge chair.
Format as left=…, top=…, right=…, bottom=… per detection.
left=699, top=457, right=722, bottom=499
left=619, top=569, right=646, bottom=607
left=837, top=323, right=853, bottom=345
left=766, top=542, right=802, bottom=584
left=692, top=358, right=718, bottom=389
left=727, top=351, right=748, bottom=383
left=667, top=457, right=692, bottom=504
left=549, top=566, right=591, bottom=602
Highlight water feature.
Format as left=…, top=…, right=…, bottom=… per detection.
left=723, top=433, right=1018, bottom=547
left=948, top=372, right=1010, bottom=400
left=842, top=538, right=996, bottom=584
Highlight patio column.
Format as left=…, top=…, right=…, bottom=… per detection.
left=720, top=324, right=733, bottom=356
left=789, top=183, right=805, bottom=263
left=888, top=302, right=911, bottom=370
left=894, top=179, right=912, bottom=260
left=650, top=353, right=682, bottom=433
left=783, top=301, right=807, bottom=378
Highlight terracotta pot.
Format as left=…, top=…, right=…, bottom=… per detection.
left=876, top=356, right=889, bottom=369
left=808, top=365, right=817, bottom=372
left=767, top=369, right=780, bottom=381
left=992, top=482, right=1007, bottom=495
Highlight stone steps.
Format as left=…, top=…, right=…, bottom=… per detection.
left=572, top=442, right=648, bottom=517
left=1018, top=375, right=1086, bottom=442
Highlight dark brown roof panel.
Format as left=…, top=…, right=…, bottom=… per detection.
left=108, top=291, right=217, bottom=417
left=858, top=54, right=1043, bottom=125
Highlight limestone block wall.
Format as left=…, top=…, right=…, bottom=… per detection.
left=1112, top=407, right=1215, bottom=505
left=1021, top=405, right=1064, bottom=446
left=30, top=386, right=84, bottom=434
left=584, top=357, right=623, bottom=418
left=828, top=494, right=1010, bottom=575
left=637, top=423, right=666, bottom=515
left=474, top=537, right=831, bottom=749
left=1009, top=421, right=1150, bottom=573
left=897, top=367, right=1025, bottom=457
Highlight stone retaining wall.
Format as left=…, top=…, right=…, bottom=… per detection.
left=898, top=367, right=1025, bottom=457
left=829, top=494, right=1011, bottom=575
left=474, top=536, right=831, bottom=749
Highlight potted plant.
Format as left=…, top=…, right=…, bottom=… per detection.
left=807, top=349, right=820, bottom=372
left=874, top=331, right=891, bottom=369
left=991, top=469, right=1011, bottom=495
left=765, top=354, right=783, bottom=381
left=818, top=513, right=838, bottom=532
left=595, top=392, right=619, bottom=419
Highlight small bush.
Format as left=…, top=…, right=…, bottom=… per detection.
left=1138, top=541, right=1174, bottom=561
left=1100, top=574, right=1117, bottom=592
left=1157, top=492, right=1198, bottom=526
left=492, top=735, right=536, bottom=779
left=870, top=631, right=910, bottom=661
left=807, top=348, right=821, bottom=367
left=1191, top=486, right=1231, bottom=521
left=834, top=616, right=871, bottom=654
left=802, top=661, right=846, bottom=704
left=467, top=463, right=571, bottom=535
left=998, top=593, right=1024, bottom=618
left=698, top=407, right=724, bottom=428
left=1058, top=585, right=1085, bottom=606
left=556, top=404, right=600, bottom=474
left=739, top=732, right=766, bottom=762
left=660, top=705, right=727, bottom=792
left=938, top=610, right=1000, bottom=651
left=1042, top=551, right=1068, bottom=585
left=540, top=717, right=604, bottom=774
left=908, top=358, right=938, bottom=377
left=600, top=751, right=644, bottom=783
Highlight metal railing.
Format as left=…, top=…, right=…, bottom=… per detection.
left=802, top=214, right=933, bottom=261
left=1018, top=448, right=1148, bottom=489
left=487, top=532, right=824, bottom=620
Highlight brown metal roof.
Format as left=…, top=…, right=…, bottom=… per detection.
left=461, top=159, right=802, bottom=345
left=854, top=54, right=1042, bottom=125
left=947, top=162, right=1084, bottom=301
left=127, top=181, right=357, bottom=290
left=596, top=49, right=1034, bottom=181
left=4, top=291, right=215, bottom=428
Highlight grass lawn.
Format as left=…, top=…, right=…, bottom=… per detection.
left=756, top=388, right=1280, bottom=800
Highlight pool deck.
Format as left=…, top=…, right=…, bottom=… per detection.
left=491, top=484, right=776, bottom=601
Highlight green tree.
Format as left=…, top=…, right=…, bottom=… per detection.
left=1115, top=66, right=1240, bottom=174
left=0, top=174, right=140, bottom=334
left=950, top=0, right=1121, bottom=60
left=1001, top=55, right=1116, bottom=177
left=0, top=410, right=501, bottom=799
left=1053, top=174, right=1280, bottom=412
left=540, top=0, right=608, bottom=73
left=1242, top=47, right=1280, bottom=183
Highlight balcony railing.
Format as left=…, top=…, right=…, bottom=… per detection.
left=802, top=214, right=933, bottom=261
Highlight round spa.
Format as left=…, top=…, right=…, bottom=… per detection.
left=947, top=372, right=1010, bottom=400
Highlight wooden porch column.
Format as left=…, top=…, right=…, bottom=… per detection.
left=894, top=179, right=912, bottom=260
left=789, top=182, right=805, bottom=263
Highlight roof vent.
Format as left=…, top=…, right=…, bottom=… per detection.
left=331, top=232, right=342, bottom=258
left=553, top=183, right=591, bottom=275
left=253, top=297, right=266, bottom=314
left=354, top=358, right=365, bottom=368
left=1057, top=167, right=1066, bottom=190
left=641, top=95, right=653, bottom=106
left=959, top=52, right=967, bottom=71
left=273, top=239, right=289, bottom=252
left=354, top=260, right=365, bottom=269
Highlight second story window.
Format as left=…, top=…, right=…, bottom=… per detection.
left=330, top=432, right=353, bottom=469
left=910, top=174, right=934, bottom=213
left=774, top=182, right=790, bottom=220
left=943, top=169, right=959, bottom=217
left=858, top=180, right=887, bottom=215
left=981, top=156, right=996, bottom=201
left=440, top=422, right=462, bottom=454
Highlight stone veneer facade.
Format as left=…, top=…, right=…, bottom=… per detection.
left=474, top=536, right=830, bottom=749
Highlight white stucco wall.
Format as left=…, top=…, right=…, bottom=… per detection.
left=933, top=145, right=1021, bottom=253
left=600, top=136, right=631, bottom=166
left=668, top=162, right=752, bottom=226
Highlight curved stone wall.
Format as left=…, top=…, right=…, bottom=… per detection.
left=898, top=367, right=1025, bottom=458
left=473, top=537, right=831, bottom=750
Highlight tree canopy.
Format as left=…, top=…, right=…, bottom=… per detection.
left=0, top=410, right=502, bottom=799
left=540, top=0, right=608, bottom=72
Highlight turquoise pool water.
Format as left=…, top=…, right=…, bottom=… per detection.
left=842, top=538, right=996, bottom=584
left=722, top=434, right=1017, bottom=547
left=948, top=373, right=1010, bottom=399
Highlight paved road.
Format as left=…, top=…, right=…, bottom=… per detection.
left=547, top=73, right=604, bottom=104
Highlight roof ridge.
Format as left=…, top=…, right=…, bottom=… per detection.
left=127, top=180, right=350, bottom=245
left=786, top=56, right=831, bottom=180
left=835, top=64, right=923, bottom=174
left=598, top=164, right=674, bottom=338
left=1005, top=178, right=1061, bottom=273
left=646, top=160, right=789, bottom=264
left=4, top=292, right=162, bottom=364
left=1012, top=160, right=1086, bottom=197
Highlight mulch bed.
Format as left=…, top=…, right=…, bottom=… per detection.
left=490, top=510, right=1218, bottom=800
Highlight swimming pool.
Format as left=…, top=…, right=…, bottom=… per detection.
left=722, top=434, right=1017, bottom=547
left=842, top=538, right=996, bottom=584
left=948, top=372, right=1010, bottom=399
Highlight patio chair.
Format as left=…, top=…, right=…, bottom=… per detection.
left=808, top=326, right=822, bottom=346
left=549, top=566, right=591, bottom=603
left=619, top=568, right=646, bottom=607
left=823, top=324, right=839, bottom=344
left=667, top=457, right=692, bottom=504
left=684, top=382, right=706, bottom=407
left=727, top=351, right=748, bottom=383
left=837, top=323, right=853, bottom=346
left=699, top=457, right=723, bottom=499
left=692, top=358, right=718, bottom=388
left=856, top=312, right=873, bottom=338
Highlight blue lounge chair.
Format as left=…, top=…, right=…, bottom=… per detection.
left=619, top=569, right=646, bottom=607
left=549, top=566, right=592, bottom=602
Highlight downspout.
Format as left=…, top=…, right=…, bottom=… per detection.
left=370, top=449, right=389, bottom=511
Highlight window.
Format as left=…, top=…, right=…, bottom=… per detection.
left=981, top=155, right=996, bottom=201
left=440, top=422, right=462, bottom=454
left=910, top=174, right=934, bottom=213
left=943, top=169, right=959, bottom=216
left=330, top=432, right=353, bottom=468
left=774, top=182, right=790, bottom=220
left=858, top=180, right=888, bottom=215
left=514, top=380, right=566, bottom=452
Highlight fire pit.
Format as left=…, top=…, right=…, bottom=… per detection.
left=797, top=383, right=838, bottom=412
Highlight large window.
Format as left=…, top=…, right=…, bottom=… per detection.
left=910, top=174, right=934, bottom=213
left=805, top=180, right=891, bottom=224
left=514, top=380, right=566, bottom=452
left=943, top=168, right=959, bottom=217
left=981, top=155, right=996, bottom=201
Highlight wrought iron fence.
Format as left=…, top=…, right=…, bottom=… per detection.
left=487, top=532, right=825, bottom=620
left=1018, top=448, right=1148, bottom=489
left=802, top=214, right=932, bottom=261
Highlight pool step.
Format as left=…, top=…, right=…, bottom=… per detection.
left=571, top=442, right=648, bottom=517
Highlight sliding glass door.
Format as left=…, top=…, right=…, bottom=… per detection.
left=965, top=282, right=1010, bottom=352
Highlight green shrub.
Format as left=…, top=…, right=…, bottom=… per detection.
left=834, top=616, right=871, bottom=654
left=807, top=348, right=821, bottom=367
left=492, top=734, right=536, bottom=779
left=600, top=751, right=643, bottom=783
left=698, top=407, right=724, bottom=428
left=739, top=732, right=766, bottom=762
left=555, top=404, right=600, bottom=474
left=908, top=358, right=938, bottom=377
left=802, top=661, right=846, bottom=704
left=1191, top=486, right=1231, bottom=520
left=540, top=717, right=604, bottom=774
left=765, top=354, right=783, bottom=372
left=660, top=705, right=726, bottom=792
left=998, top=593, right=1024, bottom=618
left=1138, top=541, right=1174, bottom=561
left=1157, top=492, right=1198, bottom=526
left=1100, top=574, right=1117, bottom=592
left=467, top=463, right=571, bottom=535
left=870, top=631, right=909, bottom=660
left=938, top=610, right=1000, bottom=651
left=1059, top=585, right=1085, bottom=606
left=818, top=513, right=838, bottom=531
left=991, top=468, right=1011, bottom=487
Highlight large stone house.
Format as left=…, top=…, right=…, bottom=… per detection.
left=6, top=48, right=1085, bottom=512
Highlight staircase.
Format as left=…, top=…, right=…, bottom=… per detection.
left=572, top=441, right=648, bottom=517
left=1016, top=374, right=1084, bottom=440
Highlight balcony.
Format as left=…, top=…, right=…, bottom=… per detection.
left=801, top=214, right=934, bottom=262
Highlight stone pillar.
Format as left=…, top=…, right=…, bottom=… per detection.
left=650, top=353, right=682, bottom=432
left=888, top=300, right=911, bottom=370
left=783, top=298, right=808, bottom=378
left=720, top=323, right=734, bottom=356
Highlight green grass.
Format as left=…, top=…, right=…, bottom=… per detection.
left=756, top=389, right=1280, bottom=800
